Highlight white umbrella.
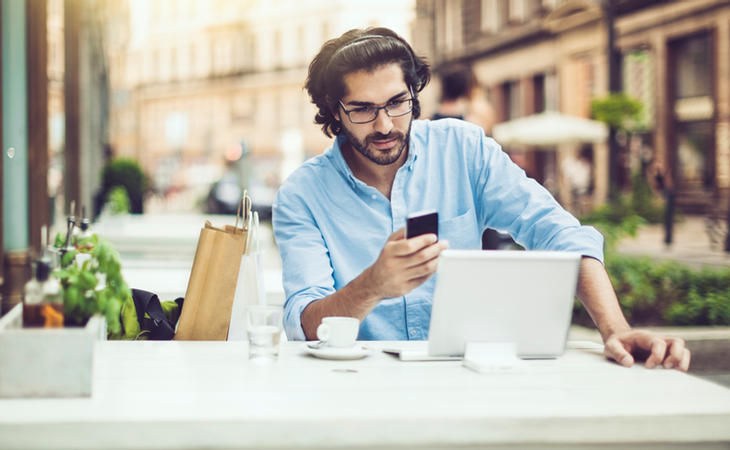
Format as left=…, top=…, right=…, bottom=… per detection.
left=492, top=111, right=608, bottom=147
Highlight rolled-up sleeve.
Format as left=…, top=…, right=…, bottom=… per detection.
left=272, top=184, right=336, bottom=340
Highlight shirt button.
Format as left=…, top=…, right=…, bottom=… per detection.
left=371, top=194, right=377, bottom=200
left=410, top=329, right=417, bottom=337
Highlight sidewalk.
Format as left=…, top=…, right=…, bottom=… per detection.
left=615, top=215, right=730, bottom=269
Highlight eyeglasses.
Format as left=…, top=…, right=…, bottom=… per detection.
left=338, top=98, right=414, bottom=124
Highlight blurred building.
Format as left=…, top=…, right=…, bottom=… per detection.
left=414, top=0, right=730, bottom=215
left=615, top=0, right=730, bottom=214
left=47, top=0, right=119, bottom=223
left=47, top=0, right=65, bottom=225
left=106, top=0, right=415, bottom=208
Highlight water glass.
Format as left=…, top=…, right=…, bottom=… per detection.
left=246, top=305, right=283, bottom=362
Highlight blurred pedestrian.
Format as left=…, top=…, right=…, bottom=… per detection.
left=433, top=64, right=495, bottom=133
left=653, top=166, right=675, bottom=246
left=434, top=64, right=506, bottom=249
left=561, top=149, right=592, bottom=216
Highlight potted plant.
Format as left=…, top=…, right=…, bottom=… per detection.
left=0, top=227, right=135, bottom=398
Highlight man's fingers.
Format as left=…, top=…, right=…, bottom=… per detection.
left=408, top=273, right=431, bottom=287
left=643, top=336, right=667, bottom=369
left=390, top=233, right=438, bottom=256
left=404, top=251, right=440, bottom=278
left=678, top=348, right=691, bottom=372
left=402, top=240, right=448, bottom=269
left=388, top=227, right=406, bottom=241
left=607, top=331, right=692, bottom=372
left=663, top=338, right=686, bottom=370
left=604, top=337, right=634, bottom=367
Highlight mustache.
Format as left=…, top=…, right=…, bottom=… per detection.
left=365, top=131, right=403, bottom=145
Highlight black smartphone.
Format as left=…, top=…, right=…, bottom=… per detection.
left=405, top=210, right=439, bottom=239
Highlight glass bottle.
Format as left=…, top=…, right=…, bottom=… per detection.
left=75, top=208, right=94, bottom=251
left=22, top=258, right=64, bottom=328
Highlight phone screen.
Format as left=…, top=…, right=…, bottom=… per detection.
left=406, top=211, right=439, bottom=239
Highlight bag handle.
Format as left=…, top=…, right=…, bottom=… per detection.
left=234, top=191, right=252, bottom=231
left=131, top=288, right=177, bottom=340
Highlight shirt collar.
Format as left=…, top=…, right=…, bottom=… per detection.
left=404, top=127, right=419, bottom=171
left=327, top=135, right=359, bottom=189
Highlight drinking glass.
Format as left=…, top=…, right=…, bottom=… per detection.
left=246, top=305, right=283, bottom=362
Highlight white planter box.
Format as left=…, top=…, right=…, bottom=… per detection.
left=0, top=303, right=106, bottom=398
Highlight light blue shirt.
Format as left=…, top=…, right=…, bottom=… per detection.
left=273, top=119, right=604, bottom=341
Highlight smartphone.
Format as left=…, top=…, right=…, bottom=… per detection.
left=405, top=210, right=439, bottom=240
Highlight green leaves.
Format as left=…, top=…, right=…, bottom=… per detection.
left=100, top=158, right=148, bottom=214
left=54, top=234, right=130, bottom=338
left=590, top=92, right=644, bottom=132
left=106, top=186, right=131, bottom=215
left=573, top=253, right=730, bottom=326
left=120, top=292, right=141, bottom=339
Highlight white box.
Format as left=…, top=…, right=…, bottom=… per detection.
left=0, top=303, right=106, bottom=398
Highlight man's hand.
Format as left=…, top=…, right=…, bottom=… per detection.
left=365, top=228, right=449, bottom=299
left=603, top=330, right=691, bottom=372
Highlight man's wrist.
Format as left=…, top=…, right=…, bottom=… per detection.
left=354, top=266, right=384, bottom=304
left=598, top=321, right=632, bottom=342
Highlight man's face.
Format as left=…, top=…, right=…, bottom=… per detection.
left=337, top=63, right=413, bottom=166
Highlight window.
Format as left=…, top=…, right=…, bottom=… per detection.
left=677, top=121, right=713, bottom=189
left=213, top=39, right=232, bottom=75
left=503, top=80, right=522, bottom=120
left=462, top=0, right=481, bottom=45
left=623, top=49, right=655, bottom=128
left=273, top=29, right=281, bottom=69
left=443, top=0, right=462, bottom=51
left=527, top=72, right=558, bottom=114
left=481, top=0, right=497, bottom=33
left=188, top=44, right=196, bottom=78
left=509, top=0, right=525, bottom=23
left=669, top=32, right=715, bottom=192
left=525, top=0, right=541, bottom=18
left=674, top=33, right=711, bottom=99
left=297, top=26, right=306, bottom=67
left=533, top=74, right=545, bottom=113
left=482, top=0, right=509, bottom=32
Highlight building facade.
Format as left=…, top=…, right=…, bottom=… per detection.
left=415, top=0, right=730, bottom=215
left=106, top=0, right=415, bottom=208
left=615, top=0, right=730, bottom=213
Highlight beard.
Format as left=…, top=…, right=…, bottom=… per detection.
left=340, top=119, right=412, bottom=166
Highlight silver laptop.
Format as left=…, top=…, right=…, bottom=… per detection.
left=384, top=249, right=581, bottom=360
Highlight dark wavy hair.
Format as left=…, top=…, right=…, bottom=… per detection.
left=305, top=27, right=430, bottom=138
left=438, top=64, right=477, bottom=102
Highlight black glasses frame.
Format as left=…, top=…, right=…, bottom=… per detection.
left=338, top=98, right=414, bottom=124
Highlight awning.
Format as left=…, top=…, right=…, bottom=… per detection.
left=492, top=111, right=608, bottom=147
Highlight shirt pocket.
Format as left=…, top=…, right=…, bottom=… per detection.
left=439, top=209, right=480, bottom=250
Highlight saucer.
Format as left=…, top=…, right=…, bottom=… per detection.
left=305, top=343, right=371, bottom=360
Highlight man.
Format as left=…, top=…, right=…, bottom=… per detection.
left=432, top=63, right=494, bottom=132
left=273, top=27, right=690, bottom=371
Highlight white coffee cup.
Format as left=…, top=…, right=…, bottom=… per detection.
left=316, top=316, right=359, bottom=348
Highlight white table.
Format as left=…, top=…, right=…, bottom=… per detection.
left=1, top=340, right=729, bottom=449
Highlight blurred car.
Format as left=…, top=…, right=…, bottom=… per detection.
left=205, top=173, right=276, bottom=222
left=205, top=172, right=243, bottom=215
left=248, top=184, right=275, bottom=222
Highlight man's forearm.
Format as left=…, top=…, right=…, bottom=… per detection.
left=300, top=267, right=382, bottom=340
left=576, top=257, right=631, bottom=341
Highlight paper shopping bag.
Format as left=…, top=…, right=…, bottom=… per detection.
left=227, top=211, right=268, bottom=341
left=175, top=196, right=251, bottom=340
